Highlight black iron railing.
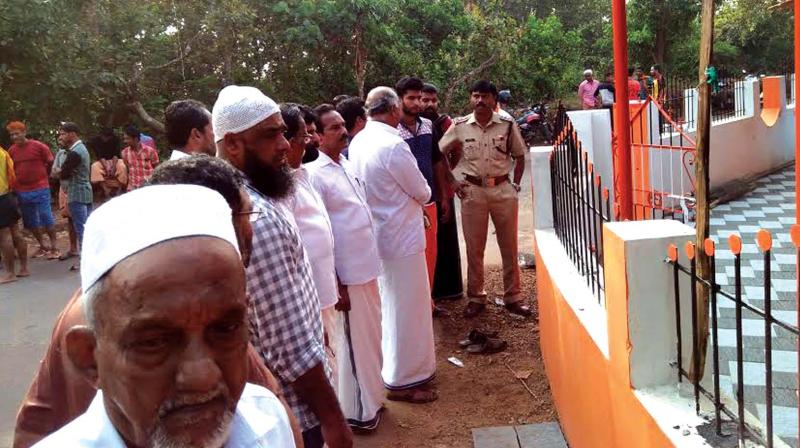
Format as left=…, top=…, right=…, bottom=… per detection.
left=666, top=231, right=799, bottom=448
left=658, top=75, right=748, bottom=128
left=785, top=73, right=795, bottom=105
left=550, top=120, right=612, bottom=304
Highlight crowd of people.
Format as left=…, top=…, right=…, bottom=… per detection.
left=4, top=76, right=531, bottom=448
left=577, top=64, right=667, bottom=110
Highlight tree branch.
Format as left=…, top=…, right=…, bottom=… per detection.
left=128, top=100, right=165, bottom=134
left=443, top=54, right=498, bottom=112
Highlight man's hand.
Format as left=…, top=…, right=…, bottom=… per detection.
left=439, top=198, right=452, bottom=223
left=335, top=282, right=351, bottom=312
left=321, top=420, right=354, bottom=448
left=452, top=179, right=470, bottom=199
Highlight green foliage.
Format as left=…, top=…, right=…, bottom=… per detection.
left=0, top=0, right=792, bottom=140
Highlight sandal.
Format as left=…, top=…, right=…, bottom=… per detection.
left=59, top=251, right=78, bottom=261
left=466, top=338, right=508, bottom=355
left=386, top=388, right=439, bottom=404
left=458, top=329, right=499, bottom=348
left=46, top=250, right=62, bottom=260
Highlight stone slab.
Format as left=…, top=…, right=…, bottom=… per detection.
left=516, top=422, right=568, bottom=448
left=472, top=426, right=520, bottom=448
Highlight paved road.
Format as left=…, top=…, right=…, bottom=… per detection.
left=0, top=159, right=535, bottom=446
left=0, top=253, right=79, bottom=446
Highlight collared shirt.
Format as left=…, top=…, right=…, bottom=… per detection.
left=33, top=384, right=296, bottom=447
left=169, top=148, right=189, bottom=160
left=121, top=144, right=159, bottom=190
left=244, top=180, right=327, bottom=432
left=66, top=141, right=92, bottom=204
left=286, top=167, right=337, bottom=309
left=397, top=116, right=442, bottom=202
left=14, top=288, right=284, bottom=448
left=348, top=120, right=430, bottom=260
left=439, top=112, right=526, bottom=179
left=9, top=139, right=53, bottom=193
left=306, top=151, right=380, bottom=284
left=578, top=79, right=600, bottom=108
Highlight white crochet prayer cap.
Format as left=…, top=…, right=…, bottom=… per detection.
left=583, top=69, right=593, bottom=76
left=212, top=85, right=279, bottom=142
left=80, top=184, right=240, bottom=292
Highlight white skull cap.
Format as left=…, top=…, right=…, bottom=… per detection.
left=212, top=85, right=279, bottom=142
left=583, top=69, right=593, bottom=76
left=80, top=184, right=240, bottom=292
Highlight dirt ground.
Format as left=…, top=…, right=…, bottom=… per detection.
left=355, top=265, right=556, bottom=448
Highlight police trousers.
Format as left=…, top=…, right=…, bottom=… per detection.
left=460, top=181, right=521, bottom=304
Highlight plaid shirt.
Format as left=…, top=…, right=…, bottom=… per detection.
left=121, top=145, right=159, bottom=190
left=244, top=180, right=328, bottom=432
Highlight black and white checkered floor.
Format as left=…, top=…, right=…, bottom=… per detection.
left=710, top=165, right=798, bottom=447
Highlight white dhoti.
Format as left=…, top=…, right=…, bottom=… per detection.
left=336, top=279, right=385, bottom=430
left=321, top=306, right=341, bottom=394
left=378, top=252, right=436, bottom=390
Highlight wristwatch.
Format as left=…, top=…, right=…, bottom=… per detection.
left=511, top=182, right=521, bottom=193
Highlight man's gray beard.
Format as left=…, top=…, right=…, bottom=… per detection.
left=149, top=409, right=234, bottom=448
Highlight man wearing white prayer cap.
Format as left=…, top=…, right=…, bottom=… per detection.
left=33, top=184, right=296, bottom=447
left=214, top=85, right=352, bottom=448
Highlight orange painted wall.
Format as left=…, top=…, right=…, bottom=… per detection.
left=535, top=230, right=674, bottom=448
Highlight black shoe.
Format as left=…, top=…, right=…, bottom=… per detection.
left=505, top=302, right=532, bottom=317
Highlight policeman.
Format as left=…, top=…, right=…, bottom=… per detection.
left=439, top=80, right=531, bottom=318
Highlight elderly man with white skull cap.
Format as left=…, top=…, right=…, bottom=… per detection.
left=32, top=184, right=296, bottom=447
left=214, top=85, right=352, bottom=448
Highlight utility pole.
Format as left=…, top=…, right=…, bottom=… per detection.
left=691, top=0, right=715, bottom=382
left=611, top=0, right=633, bottom=219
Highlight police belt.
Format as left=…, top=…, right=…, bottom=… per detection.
left=464, top=174, right=510, bottom=188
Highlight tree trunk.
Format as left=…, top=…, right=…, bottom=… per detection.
left=690, top=0, right=715, bottom=383
left=353, top=13, right=367, bottom=98
left=128, top=101, right=165, bottom=134
left=653, top=0, right=667, bottom=64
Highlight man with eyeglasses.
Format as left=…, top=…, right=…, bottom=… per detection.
left=280, top=103, right=340, bottom=392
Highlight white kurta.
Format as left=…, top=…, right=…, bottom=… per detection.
left=34, top=383, right=296, bottom=447
left=348, top=120, right=436, bottom=390
left=307, top=150, right=385, bottom=426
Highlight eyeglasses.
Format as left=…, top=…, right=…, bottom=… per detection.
left=235, top=209, right=264, bottom=222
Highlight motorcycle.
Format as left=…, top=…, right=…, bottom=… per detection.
left=516, top=102, right=554, bottom=146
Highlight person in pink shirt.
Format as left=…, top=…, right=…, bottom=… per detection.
left=577, top=69, right=600, bottom=109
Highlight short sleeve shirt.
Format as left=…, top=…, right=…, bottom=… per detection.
left=9, top=139, right=53, bottom=192
left=438, top=112, right=526, bottom=178
left=398, top=117, right=442, bottom=201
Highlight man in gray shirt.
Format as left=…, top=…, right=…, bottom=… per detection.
left=57, top=122, right=92, bottom=271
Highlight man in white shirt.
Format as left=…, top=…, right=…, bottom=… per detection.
left=34, top=185, right=295, bottom=447
left=164, top=99, right=216, bottom=160
left=306, top=104, right=386, bottom=431
left=347, top=87, right=438, bottom=404
left=280, top=104, right=340, bottom=387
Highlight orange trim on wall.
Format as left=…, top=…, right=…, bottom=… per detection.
left=535, top=231, right=674, bottom=448
left=761, top=77, right=782, bottom=127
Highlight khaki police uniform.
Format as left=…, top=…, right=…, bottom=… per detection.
left=439, top=112, right=526, bottom=305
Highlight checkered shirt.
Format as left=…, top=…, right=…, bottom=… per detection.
left=244, top=181, right=328, bottom=432
left=121, top=145, right=159, bottom=190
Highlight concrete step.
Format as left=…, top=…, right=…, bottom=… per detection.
left=472, top=422, right=567, bottom=448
